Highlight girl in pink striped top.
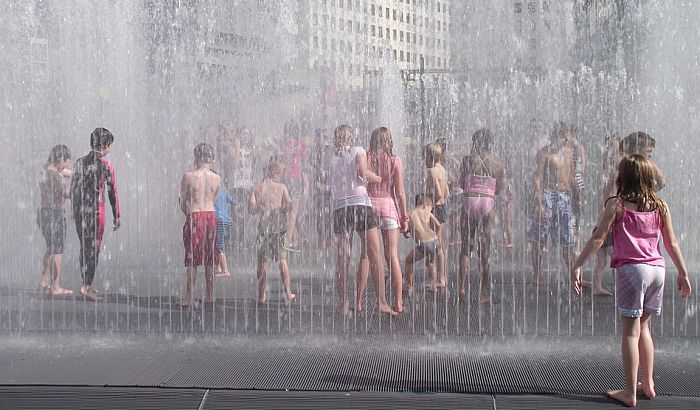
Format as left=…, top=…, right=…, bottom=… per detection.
left=572, top=154, right=692, bottom=407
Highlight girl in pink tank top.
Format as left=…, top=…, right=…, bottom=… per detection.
left=363, top=127, right=408, bottom=313
left=572, top=153, right=691, bottom=407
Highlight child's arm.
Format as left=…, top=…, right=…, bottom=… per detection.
left=429, top=213, right=442, bottom=232
left=651, top=161, right=667, bottom=192
left=660, top=206, right=692, bottom=298
left=179, top=173, right=191, bottom=216
left=281, top=184, right=293, bottom=213
left=429, top=168, right=443, bottom=202
left=532, top=148, right=546, bottom=218
left=571, top=198, right=619, bottom=294
left=403, top=213, right=413, bottom=239
left=247, top=186, right=258, bottom=214
left=356, top=152, right=381, bottom=184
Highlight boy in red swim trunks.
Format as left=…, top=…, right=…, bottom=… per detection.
left=180, top=143, right=221, bottom=307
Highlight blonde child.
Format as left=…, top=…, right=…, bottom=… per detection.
left=404, top=194, right=442, bottom=293
left=572, top=154, right=692, bottom=407
left=247, top=159, right=296, bottom=304
left=423, top=143, right=449, bottom=288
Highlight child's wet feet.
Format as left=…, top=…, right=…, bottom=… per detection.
left=638, top=382, right=656, bottom=399
left=49, top=287, right=73, bottom=297
left=214, top=270, right=230, bottom=277
left=80, top=286, right=98, bottom=302
left=593, top=286, right=613, bottom=296
left=378, top=303, right=398, bottom=316
left=337, top=304, right=351, bottom=316
left=607, top=389, right=636, bottom=407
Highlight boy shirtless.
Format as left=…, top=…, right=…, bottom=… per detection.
left=180, top=143, right=221, bottom=307
left=248, top=159, right=296, bottom=304
left=423, top=143, right=449, bottom=287
left=404, top=194, right=442, bottom=294
left=528, top=121, right=581, bottom=282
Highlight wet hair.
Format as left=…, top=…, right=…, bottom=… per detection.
left=550, top=121, right=568, bottom=142
left=436, top=138, right=448, bottom=153
left=616, top=154, right=667, bottom=217
left=415, top=193, right=433, bottom=207
left=422, top=142, right=443, bottom=168
left=620, top=131, right=656, bottom=155
left=368, top=127, right=394, bottom=175
left=194, top=143, right=215, bottom=163
left=48, top=144, right=71, bottom=164
left=333, top=124, right=354, bottom=155
left=470, top=128, right=493, bottom=155
left=265, top=158, right=286, bottom=178
left=90, top=127, right=114, bottom=150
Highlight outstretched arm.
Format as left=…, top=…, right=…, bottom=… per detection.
left=661, top=206, right=692, bottom=298
left=571, top=199, right=618, bottom=294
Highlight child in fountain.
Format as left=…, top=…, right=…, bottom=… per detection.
left=180, top=143, right=221, bottom=307
left=247, top=158, right=296, bottom=304
left=214, top=180, right=236, bottom=277
left=571, top=154, right=691, bottom=407
left=404, top=194, right=442, bottom=293
left=423, top=142, right=449, bottom=288
left=37, top=145, right=73, bottom=296
left=71, top=128, right=121, bottom=302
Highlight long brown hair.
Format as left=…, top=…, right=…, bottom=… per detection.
left=368, top=127, right=395, bottom=176
left=616, top=154, right=667, bottom=216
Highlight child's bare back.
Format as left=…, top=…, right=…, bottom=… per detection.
left=409, top=208, right=439, bottom=244
left=181, top=168, right=221, bottom=214
left=249, top=179, right=291, bottom=226
left=427, top=164, right=449, bottom=205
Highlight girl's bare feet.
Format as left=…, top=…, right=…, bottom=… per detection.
left=181, top=298, right=194, bottom=308
left=607, top=390, right=636, bottom=407
left=378, top=303, right=398, bottom=316
left=458, top=288, right=467, bottom=301
left=214, top=270, right=230, bottom=277
left=285, top=293, right=296, bottom=304
left=480, top=293, right=491, bottom=304
left=394, top=303, right=404, bottom=314
left=337, top=303, right=351, bottom=316
left=80, top=286, right=98, bottom=302
left=354, top=301, right=363, bottom=313
left=49, top=287, right=73, bottom=297
left=638, top=381, right=656, bottom=399
left=38, top=280, right=50, bottom=290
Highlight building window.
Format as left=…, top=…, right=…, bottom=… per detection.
left=437, top=57, right=441, bottom=67
left=400, top=12, right=404, bottom=23
left=393, top=29, right=397, bottom=40
left=419, top=35, right=423, bottom=45
left=437, top=20, right=441, bottom=31
left=437, top=2, right=441, bottom=12
left=338, top=0, right=343, bottom=8
left=400, top=50, right=404, bottom=61
left=528, top=1, right=536, bottom=13
left=386, top=7, right=389, bottom=19
left=407, top=51, right=411, bottom=62
left=515, top=2, right=522, bottom=13
left=331, top=39, right=336, bottom=51
left=378, top=6, right=382, bottom=17
left=400, top=31, right=404, bottom=42
left=371, top=4, right=375, bottom=15
left=437, top=38, right=441, bottom=48
left=542, top=1, right=549, bottom=12
left=393, top=9, right=397, bottom=20
left=313, top=36, right=318, bottom=48
left=371, top=25, right=376, bottom=36
left=379, top=26, right=383, bottom=37
left=406, top=13, right=410, bottom=24
left=544, top=19, right=551, bottom=29
left=386, top=27, right=390, bottom=38
left=393, top=49, right=397, bottom=60
left=528, top=38, right=536, bottom=49
left=406, top=32, right=411, bottom=43
left=347, top=19, right=352, bottom=31
left=379, top=48, right=383, bottom=57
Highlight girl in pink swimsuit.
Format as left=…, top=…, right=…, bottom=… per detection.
left=458, top=129, right=504, bottom=303
left=572, top=154, right=691, bottom=407
left=364, top=127, right=409, bottom=313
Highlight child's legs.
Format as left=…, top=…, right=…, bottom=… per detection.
left=425, top=261, right=437, bottom=286
left=360, top=227, right=390, bottom=307
left=203, top=265, right=214, bottom=302
left=619, top=315, right=641, bottom=395
left=41, top=253, right=52, bottom=285
left=278, top=258, right=294, bottom=297
left=381, top=228, right=403, bottom=307
left=218, top=252, right=228, bottom=273
left=479, top=215, right=493, bottom=293
left=51, top=254, right=64, bottom=288
left=257, top=260, right=269, bottom=302
left=403, top=248, right=425, bottom=290
left=287, top=196, right=301, bottom=246
left=335, top=233, right=352, bottom=307
left=638, top=313, right=655, bottom=389
left=436, top=223, right=446, bottom=284
left=185, top=266, right=197, bottom=301
left=356, top=236, right=370, bottom=309
left=459, top=212, right=473, bottom=294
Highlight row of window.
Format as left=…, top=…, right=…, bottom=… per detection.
left=314, top=14, right=449, bottom=35
left=313, top=30, right=447, bottom=52
left=515, top=1, right=549, bottom=14
left=312, top=36, right=448, bottom=61
left=317, top=51, right=447, bottom=77
left=320, top=0, right=450, bottom=15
